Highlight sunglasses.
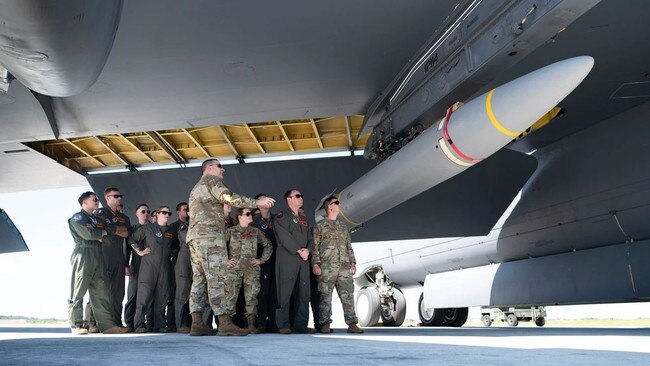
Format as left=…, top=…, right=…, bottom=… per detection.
left=328, top=200, right=340, bottom=206
left=241, top=212, right=252, bottom=217
left=108, top=194, right=123, bottom=199
left=209, top=163, right=223, bottom=169
left=292, top=194, right=303, bottom=199
left=159, top=211, right=172, bottom=216
left=140, top=209, right=150, bottom=214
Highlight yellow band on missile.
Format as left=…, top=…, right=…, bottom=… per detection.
left=485, top=89, right=520, bottom=137
left=337, top=192, right=362, bottom=226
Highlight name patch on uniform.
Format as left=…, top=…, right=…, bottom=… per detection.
left=164, top=232, right=174, bottom=239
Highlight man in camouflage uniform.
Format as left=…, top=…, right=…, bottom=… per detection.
left=312, top=196, right=363, bottom=334
left=68, top=191, right=128, bottom=335
left=187, top=158, right=275, bottom=336
left=85, top=187, right=131, bottom=332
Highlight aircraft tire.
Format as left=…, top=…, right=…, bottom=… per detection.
left=535, top=317, right=546, bottom=327
left=418, top=293, right=437, bottom=326
left=356, top=286, right=381, bottom=327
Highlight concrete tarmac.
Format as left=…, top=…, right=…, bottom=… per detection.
left=0, top=324, right=648, bottom=365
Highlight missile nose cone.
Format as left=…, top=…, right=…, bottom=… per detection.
left=485, top=56, right=595, bottom=136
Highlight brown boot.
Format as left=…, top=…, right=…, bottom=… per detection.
left=103, top=326, right=129, bottom=334
left=217, top=315, right=249, bottom=336
left=319, top=323, right=330, bottom=334
left=190, top=312, right=218, bottom=336
left=177, top=326, right=191, bottom=334
left=246, top=315, right=260, bottom=334
left=347, top=323, right=364, bottom=334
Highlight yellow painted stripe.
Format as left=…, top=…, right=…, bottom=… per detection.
left=337, top=192, right=362, bottom=226
left=485, top=89, right=519, bottom=137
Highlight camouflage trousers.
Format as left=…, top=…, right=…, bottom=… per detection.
left=317, top=265, right=358, bottom=325
left=188, top=238, right=231, bottom=316
left=228, top=264, right=261, bottom=317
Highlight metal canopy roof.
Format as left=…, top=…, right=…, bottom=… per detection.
left=26, top=115, right=368, bottom=174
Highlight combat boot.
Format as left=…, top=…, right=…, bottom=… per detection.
left=190, top=312, right=218, bottom=336
left=217, top=315, right=249, bottom=336
left=246, top=315, right=260, bottom=334
left=347, top=323, right=364, bottom=334
left=177, top=326, right=191, bottom=333
left=319, top=323, right=330, bottom=334
left=103, top=326, right=130, bottom=334
left=70, top=327, right=88, bottom=335
left=88, top=325, right=99, bottom=334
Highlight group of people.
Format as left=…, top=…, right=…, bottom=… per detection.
left=67, top=158, right=363, bottom=336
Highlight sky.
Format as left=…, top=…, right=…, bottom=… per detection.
left=0, top=184, right=649, bottom=321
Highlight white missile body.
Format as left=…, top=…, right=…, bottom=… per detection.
left=334, top=56, right=594, bottom=227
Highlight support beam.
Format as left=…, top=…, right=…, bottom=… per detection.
left=117, top=134, right=154, bottom=163
left=218, top=125, right=240, bottom=157
left=62, top=138, right=106, bottom=167
left=183, top=129, right=210, bottom=157
left=310, top=118, right=324, bottom=149
left=276, top=121, right=294, bottom=151
left=344, top=116, right=353, bottom=148
left=244, top=123, right=265, bottom=153
left=145, top=131, right=187, bottom=164
left=94, top=136, right=129, bottom=166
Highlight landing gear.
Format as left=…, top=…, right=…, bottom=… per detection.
left=355, top=268, right=407, bottom=327
left=380, top=288, right=406, bottom=326
left=417, top=293, right=468, bottom=327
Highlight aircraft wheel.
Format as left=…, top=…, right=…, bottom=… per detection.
left=418, top=293, right=436, bottom=326
left=438, top=307, right=468, bottom=327
left=482, top=314, right=492, bottom=327
left=506, top=314, right=519, bottom=327
left=356, top=286, right=380, bottom=327
left=535, top=317, right=546, bottom=327
left=380, top=288, right=406, bottom=326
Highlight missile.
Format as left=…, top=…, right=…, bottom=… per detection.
left=324, top=56, right=594, bottom=228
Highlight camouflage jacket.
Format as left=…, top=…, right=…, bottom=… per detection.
left=94, top=207, right=132, bottom=267
left=68, top=210, right=105, bottom=249
left=187, top=175, right=257, bottom=242
left=226, top=225, right=272, bottom=268
left=312, top=218, right=355, bottom=267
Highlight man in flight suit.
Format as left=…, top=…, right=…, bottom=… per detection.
left=85, top=187, right=130, bottom=331
left=274, top=189, right=314, bottom=334
left=68, top=191, right=128, bottom=335
left=187, top=158, right=275, bottom=336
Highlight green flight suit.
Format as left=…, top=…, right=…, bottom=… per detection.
left=67, top=210, right=117, bottom=332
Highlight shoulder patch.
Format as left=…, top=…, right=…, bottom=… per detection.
left=72, top=213, right=83, bottom=221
